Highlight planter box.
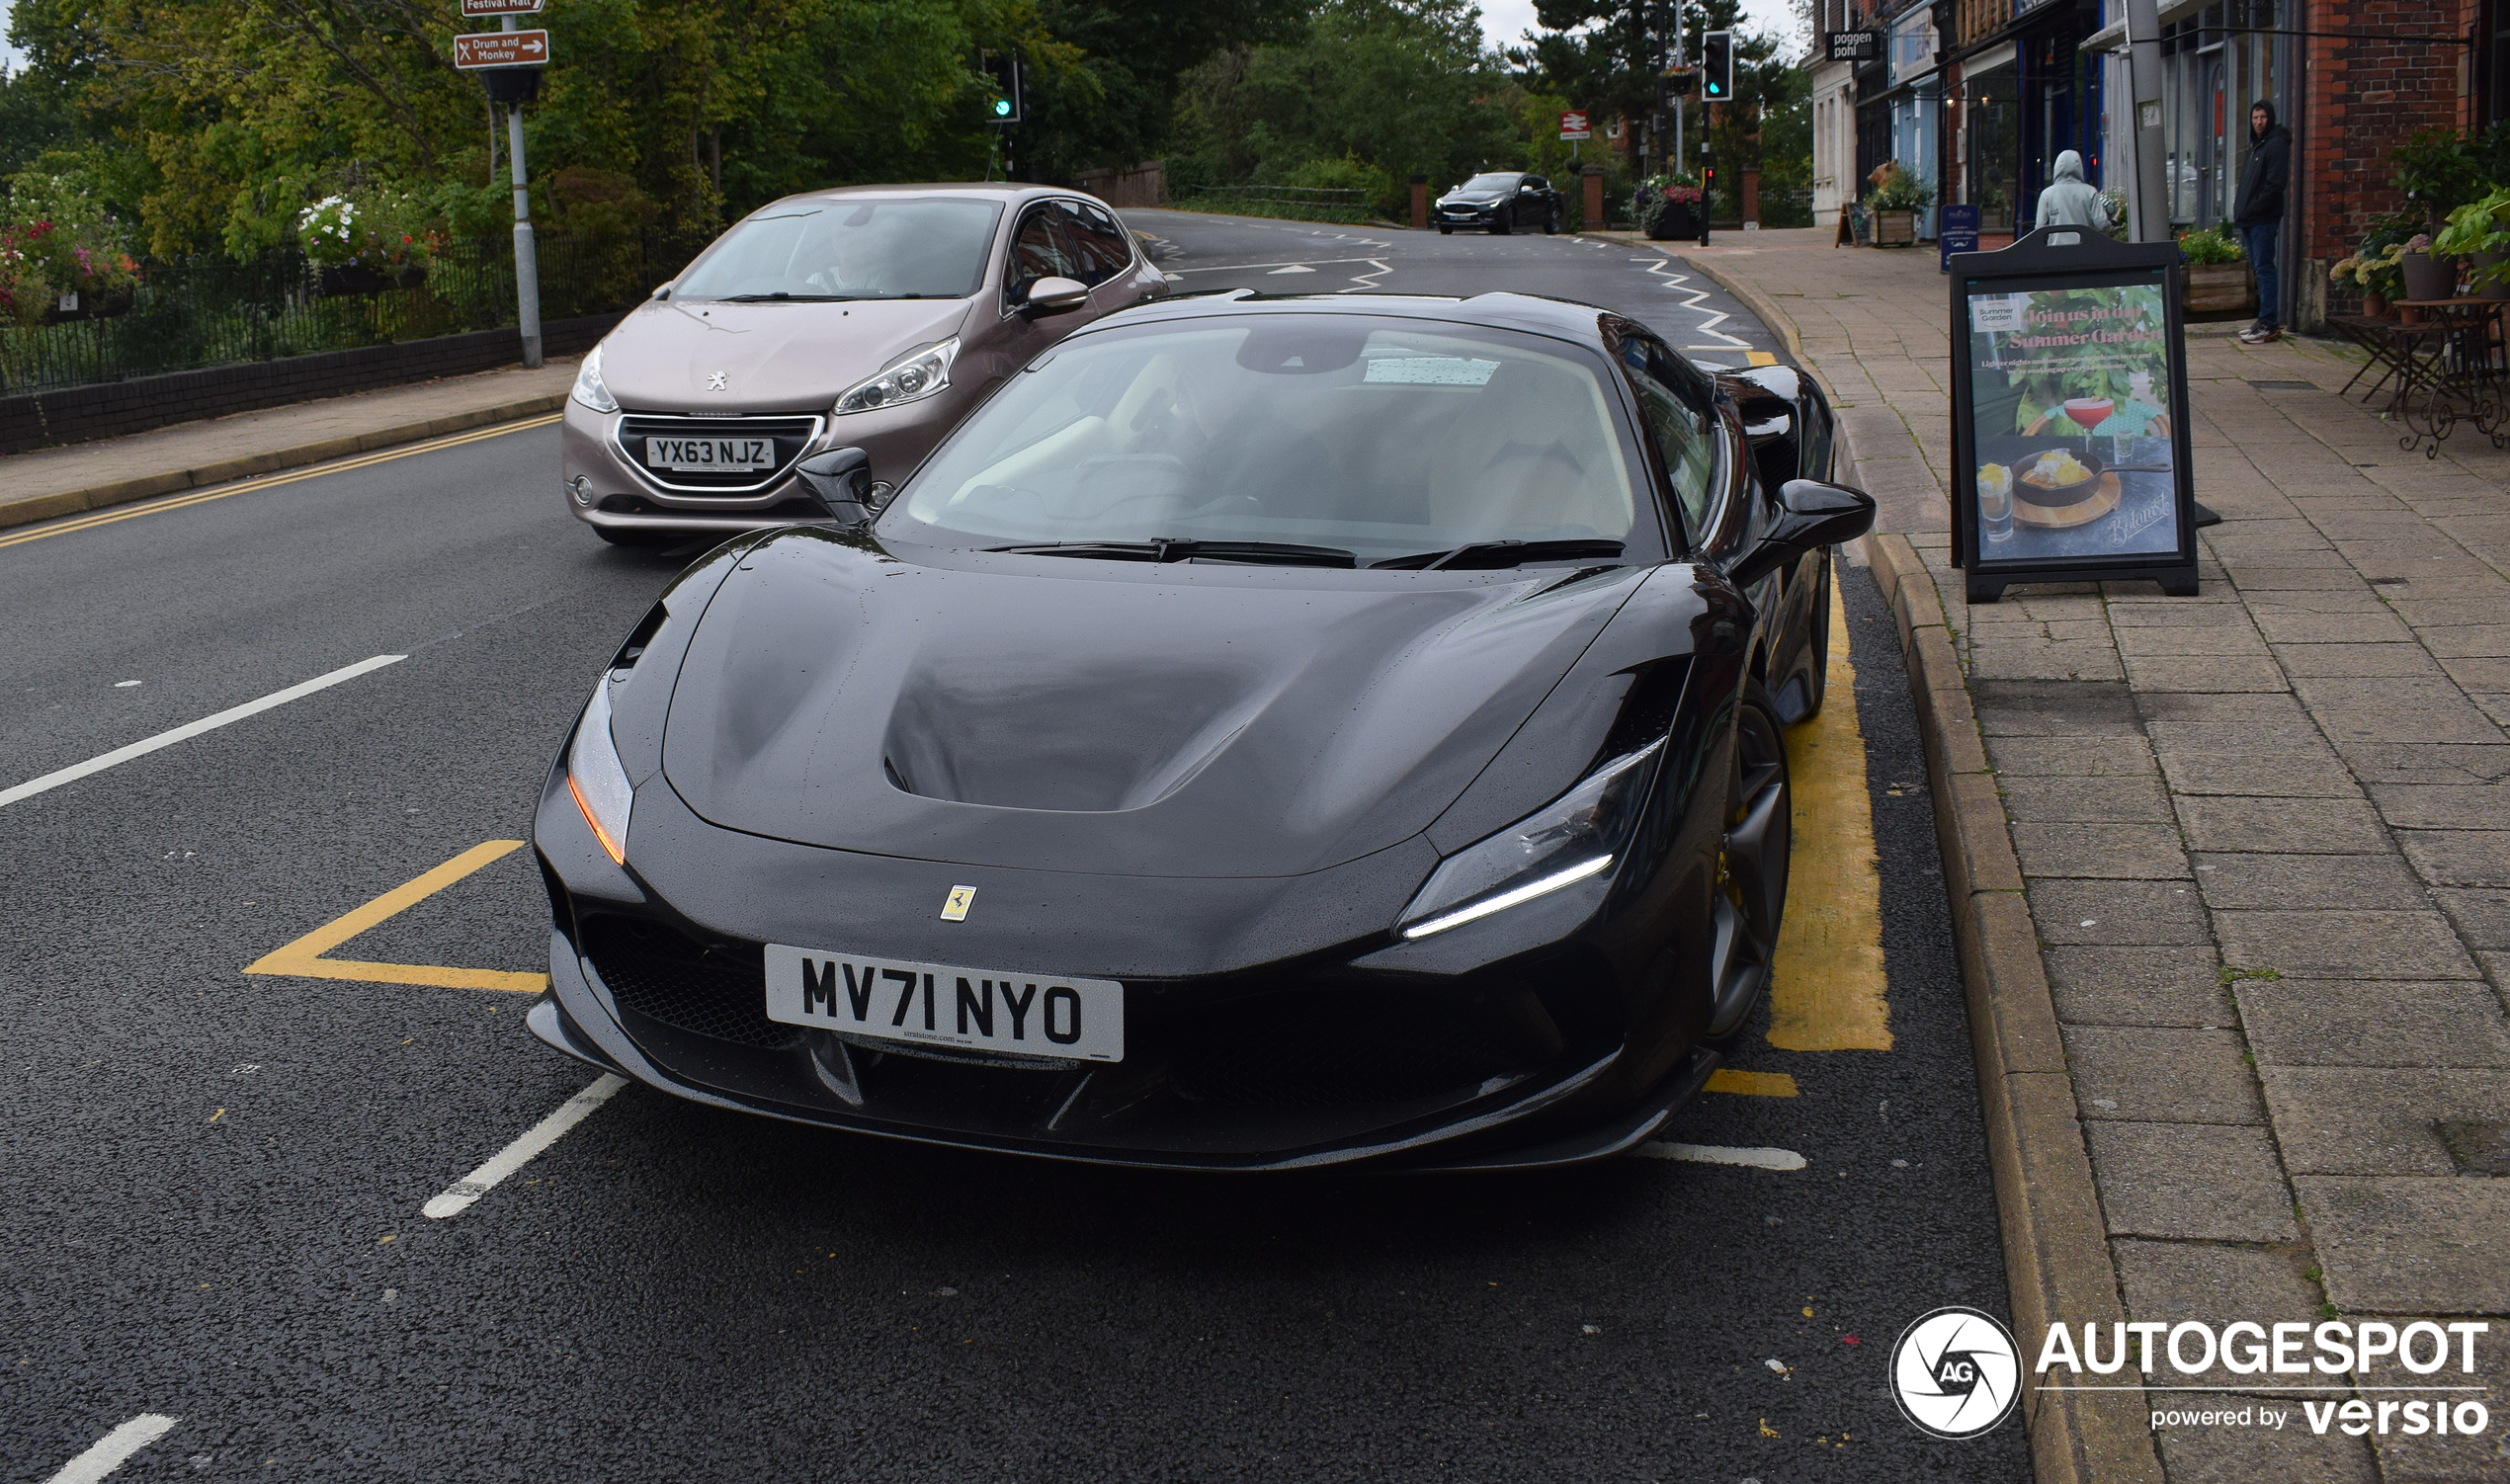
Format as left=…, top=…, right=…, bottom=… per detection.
left=2183, top=263, right=2255, bottom=313
left=314, top=262, right=429, bottom=297
left=1873, top=208, right=1917, bottom=246
left=1646, top=202, right=1704, bottom=241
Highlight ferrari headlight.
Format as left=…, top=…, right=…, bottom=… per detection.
left=566, top=676, right=633, bottom=865
left=571, top=343, right=619, bottom=413
left=836, top=338, right=958, bottom=414
left=1398, top=738, right=1663, bottom=940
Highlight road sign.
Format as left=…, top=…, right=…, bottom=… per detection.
left=459, top=0, right=543, bottom=14
left=1558, top=110, right=1592, bottom=141
left=453, top=30, right=548, bottom=68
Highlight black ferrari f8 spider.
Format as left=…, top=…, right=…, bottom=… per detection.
left=529, top=289, right=1875, bottom=1171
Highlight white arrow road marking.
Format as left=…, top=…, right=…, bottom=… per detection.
left=0, top=654, right=405, bottom=809
left=1633, top=1141, right=1807, bottom=1171
left=1166, top=257, right=1388, bottom=276
left=1266, top=265, right=1315, bottom=275
left=1634, top=257, right=1754, bottom=350
left=43, top=1415, right=179, bottom=1484
left=424, top=1075, right=627, bottom=1218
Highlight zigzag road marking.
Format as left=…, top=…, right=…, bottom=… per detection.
left=1631, top=256, right=1754, bottom=350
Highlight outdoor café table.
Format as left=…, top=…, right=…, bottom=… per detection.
left=2331, top=300, right=2510, bottom=457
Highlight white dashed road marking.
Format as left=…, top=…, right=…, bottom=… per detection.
left=43, top=1415, right=179, bottom=1484
left=423, top=1075, right=627, bottom=1219
left=1634, top=1142, right=1808, bottom=1171
left=0, top=654, right=405, bottom=810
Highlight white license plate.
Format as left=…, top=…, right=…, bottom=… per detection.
left=644, top=436, right=775, bottom=471
left=762, top=945, right=1124, bottom=1062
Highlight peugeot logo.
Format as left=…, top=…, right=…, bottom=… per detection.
left=1890, top=1306, right=2022, bottom=1440
left=708, top=371, right=728, bottom=391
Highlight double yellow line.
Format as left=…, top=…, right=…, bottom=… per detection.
left=0, top=412, right=563, bottom=551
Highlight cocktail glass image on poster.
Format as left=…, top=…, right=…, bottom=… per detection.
left=1965, top=284, right=2178, bottom=563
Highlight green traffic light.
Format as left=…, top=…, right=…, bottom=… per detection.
left=993, top=99, right=1012, bottom=117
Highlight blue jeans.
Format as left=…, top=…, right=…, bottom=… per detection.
left=2241, top=221, right=2281, bottom=327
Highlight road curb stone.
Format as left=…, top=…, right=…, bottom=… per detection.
left=0, top=392, right=566, bottom=534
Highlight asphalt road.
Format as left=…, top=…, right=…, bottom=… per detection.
left=2, top=212, right=2023, bottom=1483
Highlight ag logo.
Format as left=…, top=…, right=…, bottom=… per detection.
left=1890, top=1306, right=2022, bottom=1440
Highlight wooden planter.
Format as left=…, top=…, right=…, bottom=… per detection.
left=315, top=262, right=429, bottom=297
left=1872, top=208, right=1917, bottom=246
left=2183, top=263, right=2255, bottom=313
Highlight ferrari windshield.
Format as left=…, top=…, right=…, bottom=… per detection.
left=886, top=316, right=1643, bottom=562
left=674, top=199, right=1001, bottom=301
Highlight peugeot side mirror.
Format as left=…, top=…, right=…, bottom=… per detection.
left=652, top=281, right=675, bottom=301
left=1728, top=479, right=1878, bottom=588
left=1021, top=277, right=1089, bottom=316
left=795, top=447, right=876, bottom=522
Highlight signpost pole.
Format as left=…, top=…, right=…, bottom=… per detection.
left=502, top=12, right=544, bottom=369
left=2124, top=0, right=2169, bottom=244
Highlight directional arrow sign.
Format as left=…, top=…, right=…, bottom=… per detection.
left=453, top=30, right=548, bottom=68
left=459, top=0, right=543, bottom=13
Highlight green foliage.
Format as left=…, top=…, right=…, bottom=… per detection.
left=2389, top=124, right=2510, bottom=225
left=2434, top=187, right=2510, bottom=289
left=1866, top=162, right=1931, bottom=211
left=2176, top=222, right=2244, bottom=266
left=1169, top=0, right=1511, bottom=220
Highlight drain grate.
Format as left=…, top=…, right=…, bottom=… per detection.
left=2247, top=379, right=2318, bottom=391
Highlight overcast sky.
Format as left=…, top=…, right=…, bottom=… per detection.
left=1480, top=0, right=1806, bottom=62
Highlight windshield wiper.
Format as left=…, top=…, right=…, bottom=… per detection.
left=1369, top=538, right=1627, bottom=571
left=715, top=292, right=859, bottom=302
left=986, top=538, right=1358, bottom=568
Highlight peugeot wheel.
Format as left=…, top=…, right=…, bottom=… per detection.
left=1704, top=686, right=1792, bottom=1048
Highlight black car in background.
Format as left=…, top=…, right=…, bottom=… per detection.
left=530, top=290, right=1873, bottom=1172
left=1435, top=173, right=1563, bottom=235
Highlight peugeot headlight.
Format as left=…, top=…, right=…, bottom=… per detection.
left=836, top=338, right=959, bottom=414
left=1397, top=738, right=1664, bottom=940
left=566, top=675, right=633, bottom=865
left=571, top=343, right=619, bottom=413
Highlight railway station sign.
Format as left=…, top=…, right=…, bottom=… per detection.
left=458, top=0, right=543, bottom=13
left=1947, top=225, right=2199, bottom=603
left=1558, top=111, right=1593, bottom=141
left=454, top=30, right=548, bottom=68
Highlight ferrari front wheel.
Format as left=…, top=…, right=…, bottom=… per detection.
left=1704, top=686, right=1792, bottom=1048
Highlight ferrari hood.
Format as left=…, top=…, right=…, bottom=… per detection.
left=659, top=530, right=1649, bottom=879
left=597, top=297, right=974, bottom=412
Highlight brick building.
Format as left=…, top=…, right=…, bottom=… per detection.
left=1809, top=0, right=2491, bottom=328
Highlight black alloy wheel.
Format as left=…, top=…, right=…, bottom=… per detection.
left=1544, top=206, right=1560, bottom=235
left=1704, top=687, right=1792, bottom=1047
left=1439, top=223, right=1453, bottom=235
left=1492, top=210, right=1512, bottom=236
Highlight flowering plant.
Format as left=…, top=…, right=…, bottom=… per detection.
left=1632, top=172, right=1704, bottom=233
left=295, top=187, right=438, bottom=271
left=0, top=213, right=141, bottom=325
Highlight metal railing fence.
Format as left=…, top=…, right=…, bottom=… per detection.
left=0, top=232, right=708, bottom=397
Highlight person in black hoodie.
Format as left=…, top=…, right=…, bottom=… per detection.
left=2234, top=100, right=2292, bottom=344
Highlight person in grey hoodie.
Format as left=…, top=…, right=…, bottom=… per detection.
left=2035, top=150, right=2113, bottom=231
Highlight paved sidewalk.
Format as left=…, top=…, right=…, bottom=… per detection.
left=1696, top=233, right=2510, bottom=1480
left=0, top=356, right=580, bottom=532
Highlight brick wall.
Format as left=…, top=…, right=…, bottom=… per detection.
left=2300, top=0, right=2478, bottom=305
left=0, top=311, right=624, bottom=456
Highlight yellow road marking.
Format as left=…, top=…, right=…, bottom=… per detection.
left=0, top=414, right=562, bottom=550
left=1767, top=564, right=1893, bottom=1050
left=1746, top=350, right=1779, bottom=367
left=244, top=840, right=549, bottom=994
left=1706, top=1069, right=1799, bottom=1097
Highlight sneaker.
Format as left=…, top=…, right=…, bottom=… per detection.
left=2238, top=323, right=2282, bottom=345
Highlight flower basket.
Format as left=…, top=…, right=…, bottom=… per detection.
left=1648, top=202, right=1703, bottom=241
left=40, top=286, right=136, bottom=323
left=2183, top=264, right=2254, bottom=313
left=315, top=262, right=429, bottom=297
left=2399, top=251, right=2458, bottom=303
left=1873, top=208, right=1916, bottom=246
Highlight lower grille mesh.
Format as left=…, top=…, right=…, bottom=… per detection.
left=580, top=917, right=796, bottom=1049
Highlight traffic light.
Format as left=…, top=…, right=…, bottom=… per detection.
left=981, top=49, right=1023, bottom=124
left=1701, top=31, right=1734, bottom=102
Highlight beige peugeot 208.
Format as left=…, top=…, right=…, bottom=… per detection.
left=561, top=183, right=1169, bottom=543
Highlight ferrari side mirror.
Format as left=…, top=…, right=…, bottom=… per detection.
left=1021, top=277, right=1088, bottom=316
left=795, top=447, right=875, bottom=522
left=1727, top=479, right=1877, bottom=588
